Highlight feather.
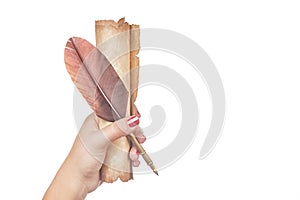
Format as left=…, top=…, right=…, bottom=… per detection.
left=64, top=37, right=128, bottom=121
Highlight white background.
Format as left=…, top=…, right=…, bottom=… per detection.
left=0, top=0, right=300, bottom=199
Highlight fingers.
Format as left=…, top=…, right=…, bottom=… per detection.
left=82, top=113, right=146, bottom=147
left=79, top=112, right=147, bottom=167
left=130, top=105, right=145, bottom=143
left=101, top=115, right=140, bottom=142
left=129, top=146, right=139, bottom=161
left=80, top=112, right=147, bottom=146
left=129, top=146, right=141, bottom=167
left=105, top=113, right=146, bottom=168
left=134, top=127, right=146, bottom=144
left=132, top=160, right=140, bottom=167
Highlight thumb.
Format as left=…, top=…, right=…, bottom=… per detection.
left=101, top=115, right=140, bottom=142
left=78, top=113, right=140, bottom=164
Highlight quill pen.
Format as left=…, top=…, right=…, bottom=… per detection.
left=64, top=37, right=158, bottom=175
left=65, top=37, right=128, bottom=121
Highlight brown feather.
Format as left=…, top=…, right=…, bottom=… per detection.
left=64, top=37, right=128, bottom=121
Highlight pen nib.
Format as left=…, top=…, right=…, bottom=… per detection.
left=153, top=168, right=159, bottom=176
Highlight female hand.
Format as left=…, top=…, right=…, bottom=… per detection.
left=43, top=110, right=144, bottom=200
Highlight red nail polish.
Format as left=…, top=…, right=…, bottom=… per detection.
left=136, top=149, right=139, bottom=155
left=127, top=115, right=139, bottom=127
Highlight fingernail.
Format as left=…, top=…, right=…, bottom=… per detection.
left=136, top=149, right=139, bottom=155
left=127, top=115, right=139, bottom=127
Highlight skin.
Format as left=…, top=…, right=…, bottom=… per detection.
left=43, top=109, right=144, bottom=200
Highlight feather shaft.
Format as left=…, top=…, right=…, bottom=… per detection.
left=69, top=38, right=121, bottom=119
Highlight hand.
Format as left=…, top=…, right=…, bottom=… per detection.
left=77, top=111, right=145, bottom=191
left=43, top=109, right=144, bottom=200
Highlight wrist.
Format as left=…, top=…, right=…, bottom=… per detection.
left=61, top=154, right=89, bottom=198
left=67, top=135, right=103, bottom=192
left=43, top=136, right=100, bottom=199
left=43, top=158, right=88, bottom=200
